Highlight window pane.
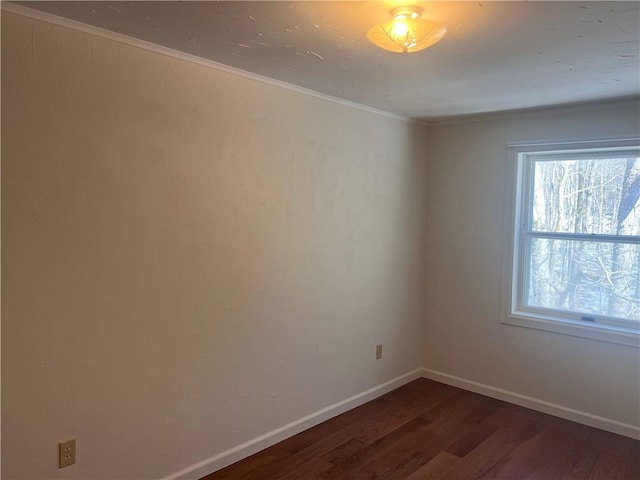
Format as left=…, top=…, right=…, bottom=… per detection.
left=532, top=157, right=640, bottom=235
left=527, top=237, right=640, bottom=321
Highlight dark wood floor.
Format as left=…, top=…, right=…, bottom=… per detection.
left=202, top=378, right=640, bottom=480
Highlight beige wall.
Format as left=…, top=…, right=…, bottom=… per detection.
left=4, top=9, right=640, bottom=480
left=2, top=13, right=427, bottom=479
left=424, top=100, right=640, bottom=429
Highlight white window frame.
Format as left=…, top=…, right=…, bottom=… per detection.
left=502, top=138, right=640, bottom=348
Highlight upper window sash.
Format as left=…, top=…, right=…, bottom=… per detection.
left=519, top=147, right=640, bottom=237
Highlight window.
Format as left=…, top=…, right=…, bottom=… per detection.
left=504, top=139, right=640, bottom=346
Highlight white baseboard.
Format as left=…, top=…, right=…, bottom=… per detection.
left=163, top=366, right=638, bottom=480
left=421, top=368, right=640, bottom=440
left=162, top=368, right=423, bottom=480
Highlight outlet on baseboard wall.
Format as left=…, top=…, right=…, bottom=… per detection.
left=376, top=344, right=383, bottom=360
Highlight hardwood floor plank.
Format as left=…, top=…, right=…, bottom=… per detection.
left=405, top=451, right=461, bottom=480
left=319, top=417, right=434, bottom=478
left=376, top=433, right=461, bottom=480
left=204, top=450, right=291, bottom=480
left=350, top=382, right=458, bottom=446
left=429, top=424, right=544, bottom=479
left=204, top=380, right=429, bottom=480
left=273, top=456, right=334, bottom=480
left=444, top=422, right=498, bottom=458
left=278, top=380, right=427, bottom=455
left=319, top=438, right=367, bottom=467
left=588, top=432, right=640, bottom=480
left=201, top=379, right=640, bottom=480
left=478, top=426, right=583, bottom=479
left=421, top=391, right=498, bottom=432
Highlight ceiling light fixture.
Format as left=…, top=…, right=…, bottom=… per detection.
left=367, top=6, right=446, bottom=54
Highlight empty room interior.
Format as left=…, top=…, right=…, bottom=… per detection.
left=2, top=1, right=640, bottom=479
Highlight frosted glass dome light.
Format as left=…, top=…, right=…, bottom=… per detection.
left=367, top=6, right=446, bottom=54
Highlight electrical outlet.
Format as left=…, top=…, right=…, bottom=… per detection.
left=59, top=439, right=76, bottom=468
left=376, top=344, right=383, bottom=360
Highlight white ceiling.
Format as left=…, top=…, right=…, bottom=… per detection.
left=13, top=1, right=640, bottom=120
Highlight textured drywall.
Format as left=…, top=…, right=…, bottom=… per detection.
left=1, top=12, right=427, bottom=479
left=424, top=100, right=640, bottom=429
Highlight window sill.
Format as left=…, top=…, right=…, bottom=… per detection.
left=502, top=312, right=640, bottom=348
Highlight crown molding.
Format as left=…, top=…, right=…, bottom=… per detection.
left=422, top=96, right=640, bottom=127
left=2, top=2, right=415, bottom=124
left=6, top=2, right=632, bottom=128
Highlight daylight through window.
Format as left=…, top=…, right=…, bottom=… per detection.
left=511, top=141, right=640, bottom=334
